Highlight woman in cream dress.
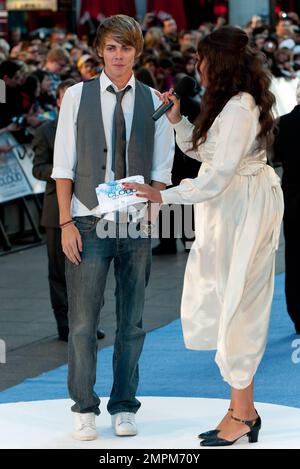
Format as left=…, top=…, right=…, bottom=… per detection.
left=124, top=26, right=284, bottom=446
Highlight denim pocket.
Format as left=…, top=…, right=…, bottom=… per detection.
left=74, top=217, right=98, bottom=233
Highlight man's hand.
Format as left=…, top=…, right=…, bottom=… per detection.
left=61, top=223, right=83, bottom=266
left=0, top=145, right=12, bottom=153
left=5, top=123, right=21, bottom=133
left=26, top=114, right=42, bottom=128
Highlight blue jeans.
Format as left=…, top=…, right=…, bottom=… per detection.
left=66, top=216, right=152, bottom=415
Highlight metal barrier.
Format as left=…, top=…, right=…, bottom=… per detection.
left=0, top=132, right=45, bottom=253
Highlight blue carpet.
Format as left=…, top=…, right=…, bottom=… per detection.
left=1, top=273, right=299, bottom=407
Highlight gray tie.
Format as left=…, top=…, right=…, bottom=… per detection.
left=107, top=84, right=131, bottom=180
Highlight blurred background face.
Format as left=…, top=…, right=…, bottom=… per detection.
left=293, top=30, right=300, bottom=45
left=163, top=19, right=177, bottom=36
left=11, top=29, right=21, bottom=44
left=254, top=34, right=266, bottom=50
left=277, top=50, right=291, bottom=65
left=276, top=20, right=293, bottom=37
left=144, top=60, right=156, bottom=75
left=50, top=32, right=66, bottom=45
left=70, top=47, right=82, bottom=64
left=26, top=45, right=40, bottom=62
left=180, top=32, right=196, bottom=48
left=47, top=59, right=68, bottom=74
left=41, top=74, right=52, bottom=93
left=79, top=60, right=96, bottom=80
left=185, top=58, right=196, bottom=74
left=4, top=69, right=22, bottom=88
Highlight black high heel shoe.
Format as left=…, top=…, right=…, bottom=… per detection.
left=198, top=408, right=233, bottom=440
left=200, top=413, right=261, bottom=447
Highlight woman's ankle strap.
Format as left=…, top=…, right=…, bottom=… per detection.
left=231, top=414, right=257, bottom=429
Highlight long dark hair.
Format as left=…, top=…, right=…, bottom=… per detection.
left=192, top=26, right=275, bottom=151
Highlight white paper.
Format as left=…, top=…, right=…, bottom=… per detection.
left=96, top=175, right=148, bottom=215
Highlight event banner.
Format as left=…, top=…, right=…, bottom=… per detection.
left=6, top=0, right=57, bottom=11
left=0, top=132, right=45, bottom=203
left=0, top=151, right=32, bottom=204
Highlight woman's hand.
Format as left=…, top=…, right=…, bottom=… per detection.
left=122, top=182, right=163, bottom=203
left=155, top=88, right=182, bottom=125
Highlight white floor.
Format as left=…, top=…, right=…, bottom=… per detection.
left=0, top=397, right=299, bottom=449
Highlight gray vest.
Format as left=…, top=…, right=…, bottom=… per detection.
left=74, top=77, right=155, bottom=210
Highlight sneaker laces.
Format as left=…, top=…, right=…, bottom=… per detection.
left=120, top=413, right=135, bottom=425
left=80, top=414, right=95, bottom=429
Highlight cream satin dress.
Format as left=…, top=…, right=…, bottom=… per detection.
left=161, top=92, right=284, bottom=390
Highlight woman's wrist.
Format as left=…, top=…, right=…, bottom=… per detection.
left=168, top=114, right=182, bottom=125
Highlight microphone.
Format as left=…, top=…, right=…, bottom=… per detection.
left=152, top=76, right=197, bottom=122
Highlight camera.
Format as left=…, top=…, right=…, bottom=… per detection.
left=10, top=116, right=33, bottom=144
left=265, top=41, right=275, bottom=50
left=280, top=12, right=288, bottom=19
left=11, top=116, right=26, bottom=127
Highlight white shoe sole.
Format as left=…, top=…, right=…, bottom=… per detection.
left=114, top=429, right=138, bottom=437
left=72, top=432, right=98, bottom=441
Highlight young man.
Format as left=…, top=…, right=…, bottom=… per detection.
left=51, top=15, right=174, bottom=441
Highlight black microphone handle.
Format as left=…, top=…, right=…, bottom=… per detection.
left=152, top=101, right=174, bottom=122
left=152, top=91, right=180, bottom=122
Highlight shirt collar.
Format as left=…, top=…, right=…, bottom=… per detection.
left=100, top=70, right=135, bottom=93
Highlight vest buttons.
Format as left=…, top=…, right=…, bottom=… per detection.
left=102, top=165, right=106, bottom=170
left=103, top=148, right=107, bottom=153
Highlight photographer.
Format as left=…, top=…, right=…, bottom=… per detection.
left=0, top=60, right=23, bottom=130
left=0, top=123, right=21, bottom=153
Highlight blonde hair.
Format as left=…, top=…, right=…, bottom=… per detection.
left=47, top=47, right=70, bottom=63
left=95, top=15, right=144, bottom=58
left=144, top=27, right=165, bottom=50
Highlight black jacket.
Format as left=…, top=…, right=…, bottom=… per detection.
left=32, top=118, right=59, bottom=228
left=273, top=105, right=300, bottom=219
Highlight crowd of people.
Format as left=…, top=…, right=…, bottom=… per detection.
left=1, top=10, right=300, bottom=141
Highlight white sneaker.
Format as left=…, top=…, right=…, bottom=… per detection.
left=111, top=412, right=137, bottom=436
left=72, top=412, right=98, bottom=441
